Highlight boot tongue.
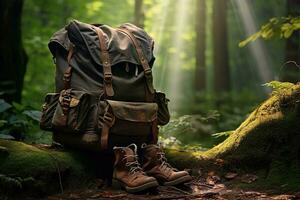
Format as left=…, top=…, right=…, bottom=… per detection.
left=124, top=144, right=138, bottom=162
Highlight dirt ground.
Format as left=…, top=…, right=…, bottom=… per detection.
left=42, top=175, right=300, bottom=200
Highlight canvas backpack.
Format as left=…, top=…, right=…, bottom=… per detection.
left=40, top=20, right=170, bottom=151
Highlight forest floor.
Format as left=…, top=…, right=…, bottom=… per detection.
left=43, top=175, right=299, bottom=200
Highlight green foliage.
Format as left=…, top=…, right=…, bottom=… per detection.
left=262, top=81, right=295, bottom=95
left=0, top=99, right=50, bottom=143
left=212, top=130, right=234, bottom=138
left=239, top=17, right=300, bottom=47
left=159, top=113, right=222, bottom=150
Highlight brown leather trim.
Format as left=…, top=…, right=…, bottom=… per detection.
left=100, top=109, right=115, bottom=150
left=92, top=26, right=114, bottom=97
left=63, top=45, right=74, bottom=90
left=116, top=28, right=155, bottom=97
left=151, top=118, right=158, bottom=144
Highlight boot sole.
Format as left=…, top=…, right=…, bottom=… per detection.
left=162, top=175, right=192, bottom=186
left=113, top=179, right=159, bottom=193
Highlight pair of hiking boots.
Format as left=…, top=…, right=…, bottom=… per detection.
left=113, top=143, right=192, bottom=193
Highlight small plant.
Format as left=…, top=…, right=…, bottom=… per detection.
left=262, top=81, right=294, bottom=95
left=0, top=99, right=42, bottom=141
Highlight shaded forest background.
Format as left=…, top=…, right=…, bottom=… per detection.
left=1, top=0, right=300, bottom=149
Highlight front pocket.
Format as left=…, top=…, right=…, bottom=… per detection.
left=98, top=100, right=158, bottom=149
left=40, top=93, right=60, bottom=131
left=51, top=89, right=92, bottom=133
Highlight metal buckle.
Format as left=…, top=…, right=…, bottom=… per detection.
left=144, top=69, right=152, bottom=77
left=104, top=73, right=112, bottom=83
left=62, top=95, right=71, bottom=102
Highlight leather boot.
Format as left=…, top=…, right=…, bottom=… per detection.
left=113, top=144, right=158, bottom=193
left=141, top=143, right=192, bottom=186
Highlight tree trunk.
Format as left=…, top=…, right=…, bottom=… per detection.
left=134, top=0, right=144, bottom=28
left=194, top=0, right=206, bottom=92
left=282, top=0, right=300, bottom=83
left=212, top=0, right=230, bottom=92
left=0, top=0, right=27, bottom=103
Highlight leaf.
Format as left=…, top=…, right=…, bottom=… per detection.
left=0, top=134, right=15, bottom=140
left=283, top=28, right=294, bottom=38
left=0, top=99, right=12, bottom=113
left=12, top=102, right=25, bottom=112
left=23, top=110, right=42, bottom=122
left=212, top=130, right=234, bottom=138
left=0, top=120, right=8, bottom=128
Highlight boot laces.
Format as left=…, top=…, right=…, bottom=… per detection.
left=157, top=151, right=177, bottom=172
left=123, top=154, right=144, bottom=174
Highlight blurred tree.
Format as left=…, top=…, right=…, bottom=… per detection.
left=134, top=0, right=144, bottom=28
left=195, top=0, right=206, bottom=92
left=213, top=0, right=230, bottom=92
left=282, top=0, right=300, bottom=83
left=0, top=0, right=27, bottom=103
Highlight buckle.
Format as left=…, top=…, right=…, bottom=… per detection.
left=104, top=73, right=112, bottom=83
left=144, top=69, right=152, bottom=77
left=62, top=95, right=71, bottom=102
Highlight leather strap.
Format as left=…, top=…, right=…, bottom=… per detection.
left=101, top=109, right=115, bottom=150
left=151, top=118, right=158, bottom=144
left=117, top=28, right=155, bottom=96
left=60, top=89, right=71, bottom=126
left=92, top=26, right=114, bottom=97
left=63, top=45, right=74, bottom=90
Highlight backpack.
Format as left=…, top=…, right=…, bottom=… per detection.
left=40, top=20, right=170, bottom=151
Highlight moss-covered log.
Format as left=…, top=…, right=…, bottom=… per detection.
left=0, top=140, right=112, bottom=198
left=1, top=84, right=300, bottom=197
left=166, top=83, right=300, bottom=188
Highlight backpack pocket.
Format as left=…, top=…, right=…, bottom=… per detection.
left=51, top=89, right=92, bottom=133
left=40, top=89, right=94, bottom=133
left=155, top=92, right=170, bottom=126
left=40, top=93, right=60, bottom=131
left=98, top=100, right=158, bottom=149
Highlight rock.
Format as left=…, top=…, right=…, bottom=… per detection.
left=240, top=174, right=258, bottom=184
left=224, top=172, right=238, bottom=180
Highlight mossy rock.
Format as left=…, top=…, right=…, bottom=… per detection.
left=0, top=140, right=110, bottom=198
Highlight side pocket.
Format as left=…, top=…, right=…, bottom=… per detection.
left=40, top=93, right=60, bottom=131
left=155, top=92, right=170, bottom=126
left=51, top=89, right=91, bottom=133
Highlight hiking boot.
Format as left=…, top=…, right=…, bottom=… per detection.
left=141, top=143, right=192, bottom=186
left=113, top=144, right=159, bottom=193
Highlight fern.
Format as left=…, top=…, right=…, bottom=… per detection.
left=212, top=130, right=234, bottom=138
left=262, top=81, right=294, bottom=94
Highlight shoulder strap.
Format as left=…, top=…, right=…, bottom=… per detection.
left=63, top=45, right=74, bottom=90
left=117, top=28, right=155, bottom=95
left=92, top=26, right=114, bottom=97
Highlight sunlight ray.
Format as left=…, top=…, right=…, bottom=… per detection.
left=166, top=0, right=192, bottom=110
left=233, top=0, right=274, bottom=85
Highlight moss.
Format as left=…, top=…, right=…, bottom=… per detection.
left=1, top=84, right=300, bottom=195
left=166, top=83, right=300, bottom=191
left=0, top=139, right=98, bottom=197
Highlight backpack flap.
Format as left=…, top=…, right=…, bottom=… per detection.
left=108, top=100, right=157, bottom=123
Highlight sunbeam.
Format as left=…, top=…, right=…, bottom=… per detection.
left=233, top=0, right=274, bottom=85
left=166, top=0, right=193, bottom=111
